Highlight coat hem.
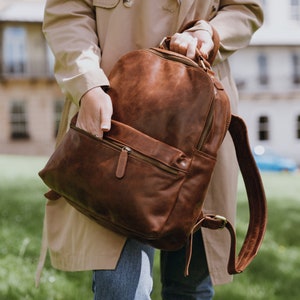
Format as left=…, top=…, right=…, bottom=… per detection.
left=50, top=251, right=122, bottom=272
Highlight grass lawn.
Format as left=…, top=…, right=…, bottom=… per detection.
left=0, top=155, right=299, bottom=299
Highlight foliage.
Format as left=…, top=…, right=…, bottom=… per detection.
left=0, top=155, right=299, bottom=299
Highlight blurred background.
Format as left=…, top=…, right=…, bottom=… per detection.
left=0, top=0, right=299, bottom=167
left=0, top=0, right=299, bottom=299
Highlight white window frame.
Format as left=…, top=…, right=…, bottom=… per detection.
left=3, top=26, right=27, bottom=75
left=10, top=101, right=30, bottom=140
left=292, top=53, right=300, bottom=84
left=291, top=0, right=300, bottom=22
left=258, top=53, right=269, bottom=86
left=258, top=115, right=270, bottom=141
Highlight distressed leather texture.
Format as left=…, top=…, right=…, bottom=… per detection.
left=39, top=46, right=267, bottom=275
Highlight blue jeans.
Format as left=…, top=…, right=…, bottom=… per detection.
left=92, top=238, right=154, bottom=300
left=160, top=230, right=214, bottom=300
left=92, top=231, right=213, bottom=300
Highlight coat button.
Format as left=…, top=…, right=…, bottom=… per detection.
left=123, top=0, right=133, bottom=8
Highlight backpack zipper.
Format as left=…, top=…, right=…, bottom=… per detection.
left=103, top=137, right=180, bottom=178
left=148, top=48, right=200, bottom=68
left=148, top=48, right=214, bottom=151
left=71, top=125, right=180, bottom=178
left=196, top=102, right=214, bottom=150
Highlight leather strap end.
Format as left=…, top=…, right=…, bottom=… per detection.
left=44, top=190, right=61, bottom=200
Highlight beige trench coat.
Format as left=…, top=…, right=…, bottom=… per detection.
left=37, top=0, right=263, bottom=286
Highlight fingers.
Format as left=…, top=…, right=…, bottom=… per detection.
left=170, top=33, right=197, bottom=58
left=169, top=31, right=214, bottom=60
left=77, top=87, right=113, bottom=138
left=186, top=37, right=198, bottom=59
left=198, top=32, right=214, bottom=59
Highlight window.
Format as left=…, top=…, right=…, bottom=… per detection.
left=258, top=115, right=269, bottom=141
left=54, top=100, right=64, bottom=137
left=297, top=115, right=300, bottom=139
left=2, top=27, right=27, bottom=75
left=292, top=53, right=300, bottom=84
left=10, top=101, right=30, bottom=139
left=291, top=0, right=300, bottom=22
left=258, top=54, right=268, bottom=85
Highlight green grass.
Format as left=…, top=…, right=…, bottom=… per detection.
left=0, top=155, right=299, bottom=299
left=214, top=172, right=300, bottom=300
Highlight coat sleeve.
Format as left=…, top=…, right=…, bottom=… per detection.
left=209, top=0, right=264, bottom=64
left=43, top=0, right=109, bottom=106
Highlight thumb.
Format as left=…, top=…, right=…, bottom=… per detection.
left=199, top=44, right=209, bottom=59
left=199, top=39, right=214, bottom=60
left=186, top=37, right=198, bottom=60
left=100, top=95, right=113, bottom=132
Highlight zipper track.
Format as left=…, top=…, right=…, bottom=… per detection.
left=148, top=48, right=200, bottom=68
left=196, top=102, right=214, bottom=150
left=71, top=125, right=179, bottom=175
left=104, top=137, right=179, bottom=175
left=148, top=48, right=213, bottom=151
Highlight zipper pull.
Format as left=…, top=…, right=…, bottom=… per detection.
left=115, top=146, right=131, bottom=179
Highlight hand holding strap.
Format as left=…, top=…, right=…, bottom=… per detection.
left=178, top=19, right=220, bottom=65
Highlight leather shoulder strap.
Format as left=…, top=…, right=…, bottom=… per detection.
left=199, top=115, right=267, bottom=274
left=184, top=115, right=267, bottom=276
left=226, top=115, right=267, bottom=273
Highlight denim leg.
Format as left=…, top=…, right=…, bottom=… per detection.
left=92, top=239, right=154, bottom=300
left=160, top=230, right=214, bottom=300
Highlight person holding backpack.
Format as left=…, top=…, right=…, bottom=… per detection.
left=37, top=1, right=264, bottom=299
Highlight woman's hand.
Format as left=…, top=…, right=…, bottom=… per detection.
left=169, top=26, right=214, bottom=60
left=76, top=87, right=113, bottom=138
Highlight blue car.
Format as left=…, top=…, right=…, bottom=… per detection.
left=253, top=145, right=298, bottom=172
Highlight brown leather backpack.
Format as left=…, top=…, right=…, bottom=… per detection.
left=39, top=29, right=267, bottom=276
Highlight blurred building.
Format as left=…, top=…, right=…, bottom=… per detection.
left=229, top=0, right=300, bottom=164
left=0, top=0, right=299, bottom=164
left=0, top=0, right=63, bottom=156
